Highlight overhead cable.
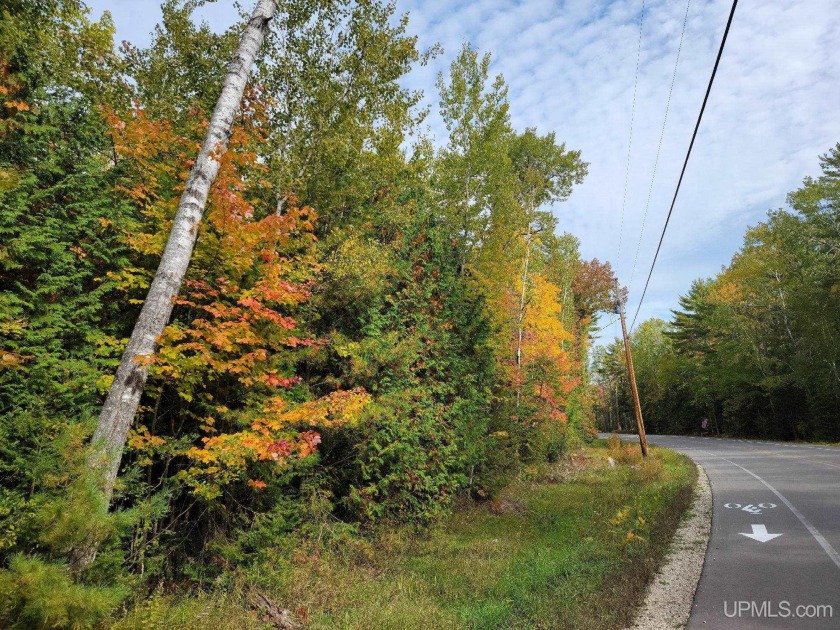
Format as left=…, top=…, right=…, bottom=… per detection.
left=628, top=0, right=692, bottom=294
left=631, top=0, right=739, bottom=329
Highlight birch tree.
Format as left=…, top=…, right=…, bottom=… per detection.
left=435, top=43, right=517, bottom=271
left=258, top=0, right=426, bottom=224
left=90, top=0, right=277, bottom=502
left=508, top=129, right=587, bottom=388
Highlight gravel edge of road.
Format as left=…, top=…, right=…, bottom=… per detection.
left=628, top=463, right=712, bottom=630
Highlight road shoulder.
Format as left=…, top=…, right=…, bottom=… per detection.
left=629, top=463, right=712, bottom=630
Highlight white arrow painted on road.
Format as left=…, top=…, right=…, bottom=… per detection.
left=739, top=524, right=782, bottom=543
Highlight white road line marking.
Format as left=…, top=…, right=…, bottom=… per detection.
left=713, top=454, right=840, bottom=570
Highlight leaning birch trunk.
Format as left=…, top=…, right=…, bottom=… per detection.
left=90, top=0, right=277, bottom=504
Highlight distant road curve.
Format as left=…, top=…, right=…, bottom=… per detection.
left=618, top=434, right=840, bottom=629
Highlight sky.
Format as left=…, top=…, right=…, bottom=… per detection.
left=85, top=0, right=840, bottom=343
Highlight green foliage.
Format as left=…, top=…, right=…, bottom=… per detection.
left=347, top=392, right=466, bottom=523
left=0, top=555, right=126, bottom=629
left=112, top=587, right=262, bottom=630
left=315, top=216, right=496, bottom=521
left=258, top=0, right=427, bottom=220
left=435, top=42, right=518, bottom=265
left=0, top=3, right=139, bottom=594
left=123, top=0, right=239, bottom=122
left=1, top=0, right=598, bottom=624
left=240, top=443, right=695, bottom=630
left=34, top=473, right=119, bottom=561
left=596, top=145, right=840, bottom=441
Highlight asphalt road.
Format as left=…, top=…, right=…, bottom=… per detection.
left=625, top=434, right=840, bottom=629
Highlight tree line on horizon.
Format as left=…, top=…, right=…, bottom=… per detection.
left=595, top=144, right=840, bottom=442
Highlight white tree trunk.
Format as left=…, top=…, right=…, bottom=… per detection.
left=516, top=229, right=532, bottom=371
left=515, top=225, right=533, bottom=408
left=90, top=0, right=277, bottom=502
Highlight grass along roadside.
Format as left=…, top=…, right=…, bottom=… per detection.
left=118, top=438, right=696, bottom=629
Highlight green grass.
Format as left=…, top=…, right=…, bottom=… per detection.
left=116, top=440, right=696, bottom=630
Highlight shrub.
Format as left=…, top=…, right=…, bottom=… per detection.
left=0, top=555, right=126, bottom=629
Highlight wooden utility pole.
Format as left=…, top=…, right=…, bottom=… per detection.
left=617, top=299, right=649, bottom=457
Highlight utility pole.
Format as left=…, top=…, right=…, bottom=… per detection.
left=616, top=298, right=649, bottom=457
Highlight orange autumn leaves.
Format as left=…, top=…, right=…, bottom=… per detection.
left=106, top=94, right=369, bottom=498
left=184, top=389, right=370, bottom=498
left=0, top=60, right=28, bottom=139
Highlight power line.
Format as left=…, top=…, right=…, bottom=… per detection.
left=617, top=0, right=646, bottom=265
left=631, top=0, right=739, bottom=329
left=628, top=0, right=692, bottom=294
left=599, top=315, right=621, bottom=339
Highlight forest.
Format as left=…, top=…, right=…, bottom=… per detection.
left=0, top=0, right=620, bottom=625
left=595, top=144, right=840, bottom=442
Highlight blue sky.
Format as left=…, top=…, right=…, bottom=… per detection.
left=85, top=0, right=840, bottom=342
